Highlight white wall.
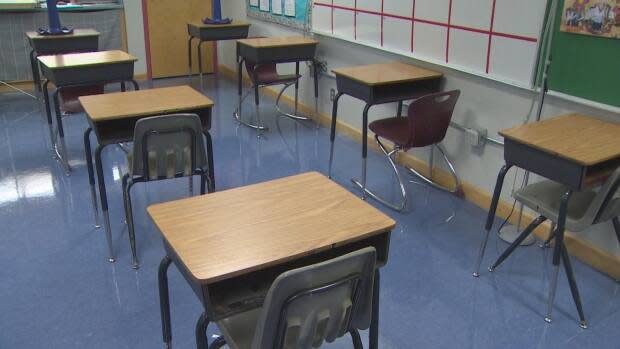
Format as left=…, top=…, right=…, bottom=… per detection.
left=123, top=0, right=148, bottom=75
left=219, top=0, right=620, bottom=257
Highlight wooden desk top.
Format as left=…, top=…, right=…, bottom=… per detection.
left=236, top=36, right=319, bottom=48
left=80, top=85, right=214, bottom=122
left=147, top=172, right=395, bottom=284
left=500, top=114, right=620, bottom=166
left=37, top=50, right=137, bottom=70
left=332, top=62, right=443, bottom=86
left=26, top=28, right=100, bottom=40
left=188, top=20, right=250, bottom=29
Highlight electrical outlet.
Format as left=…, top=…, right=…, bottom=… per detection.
left=465, top=127, right=488, bottom=147
left=330, top=88, right=336, bottom=102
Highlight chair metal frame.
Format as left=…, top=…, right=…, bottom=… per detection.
left=233, top=59, right=314, bottom=134
left=122, top=126, right=211, bottom=269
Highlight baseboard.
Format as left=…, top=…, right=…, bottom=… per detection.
left=0, top=73, right=150, bottom=95
left=219, top=63, right=620, bottom=280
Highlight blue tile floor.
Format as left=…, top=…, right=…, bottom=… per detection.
left=0, top=76, right=618, bottom=349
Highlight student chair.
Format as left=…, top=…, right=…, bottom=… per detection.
left=122, top=114, right=212, bottom=269
left=364, top=90, right=461, bottom=211
left=209, top=247, right=377, bottom=349
left=233, top=38, right=306, bottom=132
left=484, top=166, right=620, bottom=328
left=59, top=84, right=104, bottom=114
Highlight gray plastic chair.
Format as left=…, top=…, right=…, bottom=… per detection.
left=488, top=166, right=620, bottom=328
left=210, top=247, right=377, bottom=349
left=122, top=113, right=212, bottom=269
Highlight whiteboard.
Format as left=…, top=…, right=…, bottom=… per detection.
left=312, top=0, right=548, bottom=88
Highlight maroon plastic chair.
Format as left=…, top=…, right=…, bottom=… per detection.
left=233, top=37, right=303, bottom=131
left=366, top=90, right=462, bottom=211
left=59, top=84, right=105, bottom=114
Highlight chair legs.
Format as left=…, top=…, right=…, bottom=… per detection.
left=488, top=215, right=547, bottom=272
left=613, top=217, right=620, bottom=246
left=275, top=81, right=312, bottom=122
left=405, top=143, right=461, bottom=195
left=122, top=175, right=140, bottom=269
left=352, top=135, right=407, bottom=212
left=195, top=312, right=210, bottom=349
left=350, top=329, right=364, bottom=349
left=208, top=336, right=226, bottom=349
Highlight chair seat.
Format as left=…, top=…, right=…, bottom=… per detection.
left=368, top=117, right=410, bottom=147
left=215, top=308, right=262, bottom=349
left=515, top=181, right=597, bottom=232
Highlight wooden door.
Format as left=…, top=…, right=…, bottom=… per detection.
left=145, top=0, right=213, bottom=78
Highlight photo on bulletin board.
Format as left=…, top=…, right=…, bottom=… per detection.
left=561, top=0, right=620, bottom=39
left=247, top=0, right=311, bottom=30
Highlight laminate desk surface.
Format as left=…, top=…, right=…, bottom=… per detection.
left=148, top=172, right=396, bottom=284
left=79, top=86, right=214, bottom=122
left=236, top=36, right=319, bottom=48
left=499, top=114, right=620, bottom=166
left=37, top=50, right=137, bottom=70
left=188, top=21, right=250, bottom=29
left=332, top=62, right=443, bottom=86
left=26, top=28, right=100, bottom=40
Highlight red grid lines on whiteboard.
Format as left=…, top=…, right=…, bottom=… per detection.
left=313, top=0, right=540, bottom=78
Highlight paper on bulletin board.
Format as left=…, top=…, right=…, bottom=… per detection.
left=561, top=0, right=620, bottom=39
left=272, top=0, right=282, bottom=15
left=249, top=0, right=258, bottom=6
left=259, top=0, right=269, bottom=12
left=284, top=0, right=296, bottom=17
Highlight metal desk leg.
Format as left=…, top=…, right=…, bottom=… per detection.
left=158, top=256, right=173, bottom=349
left=561, top=243, right=587, bottom=328
left=328, top=92, right=343, bottom=179
left=198, top=40, right=204, bottom=85
left=84, top=128, right=100, bottom=228
left=195, top=312, right=210, bottom=349
left=294, top=61, right=300, bottom=116
left=545, top=190, right=572, bottom=324
left=52, top=89, right=71, bottom=175
left=473, top=164, right=512, bottom=277
left=351, top=104, right=372, bottom=200
left=254, top=66, right=262, bottom=136
left=397, top=101, right=403, bottom=117
left=204, top=131, right=215, bottom=192
left=370, top=269, right=380, bottom=349
left=120, top=82, right=126, bottom=92
left=95, top=144, right=115, bottom=263
left=188, top=36, right=194, bottom=79
left=314, top=59, right=320, bottom=129
left=30, top=50, right=41, bottom=93
left=42, top=80, right=57, bottom=158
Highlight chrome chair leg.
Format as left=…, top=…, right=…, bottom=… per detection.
left=352, top=136, right=407, bottom=212
left=123, top=178, right=140, bottom=269
left=275, top=81, right=312, bottom=121
left=405, top=143, right=461, bottom=194
left=233, top=88, right=268, bottom=131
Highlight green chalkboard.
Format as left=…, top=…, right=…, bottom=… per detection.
left=547, top=0, right=620, bottom=108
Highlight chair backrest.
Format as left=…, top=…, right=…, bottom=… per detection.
left=131, top=113, right=207, bottom=180
left=251, top=247, right=377, bottom=349
left=587, top=166, right=620, bottom=225
left=405, top=90, right=460, bottom=148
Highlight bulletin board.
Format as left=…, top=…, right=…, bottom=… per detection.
left=247, top=0, right=312, bottom=30
left=312, top=0, right=549, bottom=89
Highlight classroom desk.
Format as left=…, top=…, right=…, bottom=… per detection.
left=187, top=21, right=250, bottom=82
left=26, top=29, right=100, bottom=92
left=38, top=50, right=138, bottom=175
left=473, top=114, right=620, bottom=321
left=80, top=85, right=214, bottom=263
left=235, top=36, right=319, bottom=131
left=328, top=62, right=443, bottom=199
left=148, top=172, right=395, bottom=349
